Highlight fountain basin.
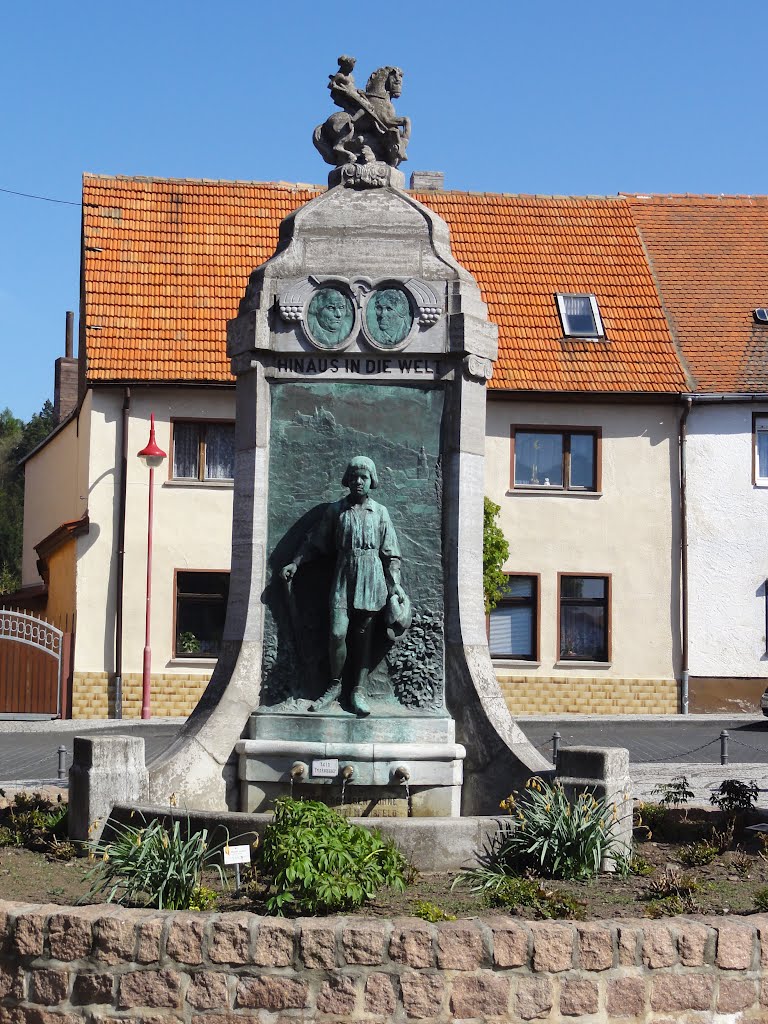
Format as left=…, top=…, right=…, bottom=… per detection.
left=235, top=739, right=465, bottom=816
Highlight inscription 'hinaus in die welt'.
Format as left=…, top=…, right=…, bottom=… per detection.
left=275, top=356, right=444, bottom=375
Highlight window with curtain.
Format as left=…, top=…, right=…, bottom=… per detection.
left=172, top=421, right=234, bottom=480
left=755, top=417, right=768, bottom=484
left=489, top=575, right=538, bottom=660
left=559, top=575, right=609, bottom=662
left=175, top=571, right=230, bottom=657
left=512, top=428, right=598, bottom=490
left=555, top=293, right=604, bottom=338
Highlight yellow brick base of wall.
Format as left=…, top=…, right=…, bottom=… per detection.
left=71, top=669, right=678, bottom=718
left=71, top=671, right=211, bottom=719
left=497, top=674, right=679, bottom=715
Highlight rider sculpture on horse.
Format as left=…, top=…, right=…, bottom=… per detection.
left=313, top=55, right=411, bottom=170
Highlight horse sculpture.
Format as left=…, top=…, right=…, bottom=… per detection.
left=313, top=57, right=411, bottom=170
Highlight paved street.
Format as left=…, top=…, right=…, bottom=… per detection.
left=517, top=715, right=768, bottom=765
left=0, top=721, right=183, bottom=784
left=0, top=715, right=766, bottom=784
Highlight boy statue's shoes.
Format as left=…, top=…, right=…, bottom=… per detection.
left=350, top=687, right=371, bottom=717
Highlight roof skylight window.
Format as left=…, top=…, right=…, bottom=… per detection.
left=556, top=294, right=604, bottom=339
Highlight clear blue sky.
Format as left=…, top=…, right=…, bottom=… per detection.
left=2, top=0, right=765, bottom=420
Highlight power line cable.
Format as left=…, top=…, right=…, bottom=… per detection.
left=0, top=186, right=80, bottom=207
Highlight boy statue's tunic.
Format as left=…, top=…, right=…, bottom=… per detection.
left=298, top=495, right=401, bottom=613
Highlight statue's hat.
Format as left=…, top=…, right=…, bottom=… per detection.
left=386, top=592, right=412, bottom=640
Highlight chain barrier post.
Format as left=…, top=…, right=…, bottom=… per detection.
left=552, top=731, right=561, bottom=766
left=56, top=745, right=67, bottom=780
left=720, top=730, right=729, bottom=766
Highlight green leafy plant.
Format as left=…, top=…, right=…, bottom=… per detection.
left=645, top=868, right=700, bottom=917
left=258, top=798, right=410, bottom=916
left=634, top=802, right=666, bottom=840
left=679, top=840, right=718, bottom=867
left=710, top=779, right=759, bottom=816
left=177, top=631, right=201, bottom=655
left=628, top=853, right=655, bottom=877
left=474, top=778, right=623, bottom=881
left=0, top=791, right=68, bottom=851
left=413, top=900, right=456, bottom=922
left=189, top=885, right=219, bottom=911
left=453, top=867, right=584, bottom=919
left=483, top=496, right=510, bottom=613
left=652, top=775, right=694, bottom=811
left=85, top=813, right=227, bottom=910
left=753, top=886, right=768, bottom=912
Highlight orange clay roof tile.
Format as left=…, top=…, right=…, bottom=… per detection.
left=82, top=175, right=688, bottom=393
left=626, top=194, right=768, bottom=393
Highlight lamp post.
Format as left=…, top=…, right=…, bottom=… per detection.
left=137, top=414, right=166, bottom=720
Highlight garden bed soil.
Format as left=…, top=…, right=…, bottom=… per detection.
left=2, top=808, right=768, bottom=920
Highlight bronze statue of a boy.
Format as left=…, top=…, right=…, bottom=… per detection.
left=281, top=455, right=406, bottom=716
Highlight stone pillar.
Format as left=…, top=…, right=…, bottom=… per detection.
left=556, top=746, right=633, bottom=870
left=68, top=736, right=148, bottom=843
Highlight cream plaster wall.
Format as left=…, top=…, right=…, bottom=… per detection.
left=21, top=392, right=91, bottom=586
left=686, top=402, right=768, bottom=678
left=484, top=398, right=681, bottom=681
left=74, top=386, right=235, bottom=677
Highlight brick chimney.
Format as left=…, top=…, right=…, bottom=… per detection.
left=54, top=311, right=79, bottom=424
left=409, top=171, right=445, bottom=191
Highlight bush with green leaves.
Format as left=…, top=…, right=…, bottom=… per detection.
left=476, top=777, right=624, bottom=881
left=754, top=886, right=768, bottom=912
left=710, top=779, right=759, bottom=816
left=652, top=775, right=694, bottom=810
left=0, top=790, right=68, bottom=851
left=85, top=813, right=227, bottom=910
left=259, top=798, right=410, bottom=915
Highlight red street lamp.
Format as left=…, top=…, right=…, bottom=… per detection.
left=137, top=414, right=166, bottom=719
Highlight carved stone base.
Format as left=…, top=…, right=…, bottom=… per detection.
left=328, top=163, right=406, bottom=190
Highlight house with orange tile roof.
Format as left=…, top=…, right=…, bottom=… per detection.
left=628, top=194, right=768, bottom=713
left=19, top=174, right=690, bottom=718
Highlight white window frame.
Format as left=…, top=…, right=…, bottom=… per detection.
left=555, top=293, right=605, bottom=339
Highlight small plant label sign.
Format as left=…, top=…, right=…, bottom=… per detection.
left=312, top=758, right=339, bottom=778
left=223, top=844, right=251, bottom=865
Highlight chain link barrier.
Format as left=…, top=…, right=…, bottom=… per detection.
left=529, top=730, right=768, bottom=765
left=726, top=734, right=768, bottom=757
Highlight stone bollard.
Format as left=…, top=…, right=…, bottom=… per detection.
left=68, top=736, right=149, bottom=843
left=555, top=746, right=632, bottom=871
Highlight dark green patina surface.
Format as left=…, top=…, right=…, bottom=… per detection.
left=365, top=287, right=412, bottom=347
left=306, top=287, right=355, bottom=348
left=261, top=381, right=444, bottom=713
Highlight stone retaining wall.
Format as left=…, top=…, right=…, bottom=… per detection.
left=1, top=900, right=768, bottom=1022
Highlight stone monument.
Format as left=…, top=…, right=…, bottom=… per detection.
left=146, top=57, right=548, bottom=816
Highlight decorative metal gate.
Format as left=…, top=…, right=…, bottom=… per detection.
left=0, top=609, right=71, bottom=718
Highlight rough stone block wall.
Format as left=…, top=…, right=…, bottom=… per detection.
left=71, top=673, right=209, bottom=718
left=498, top=675, right=679, bottom=715
left=2, top=900, right=768, bottom=1022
